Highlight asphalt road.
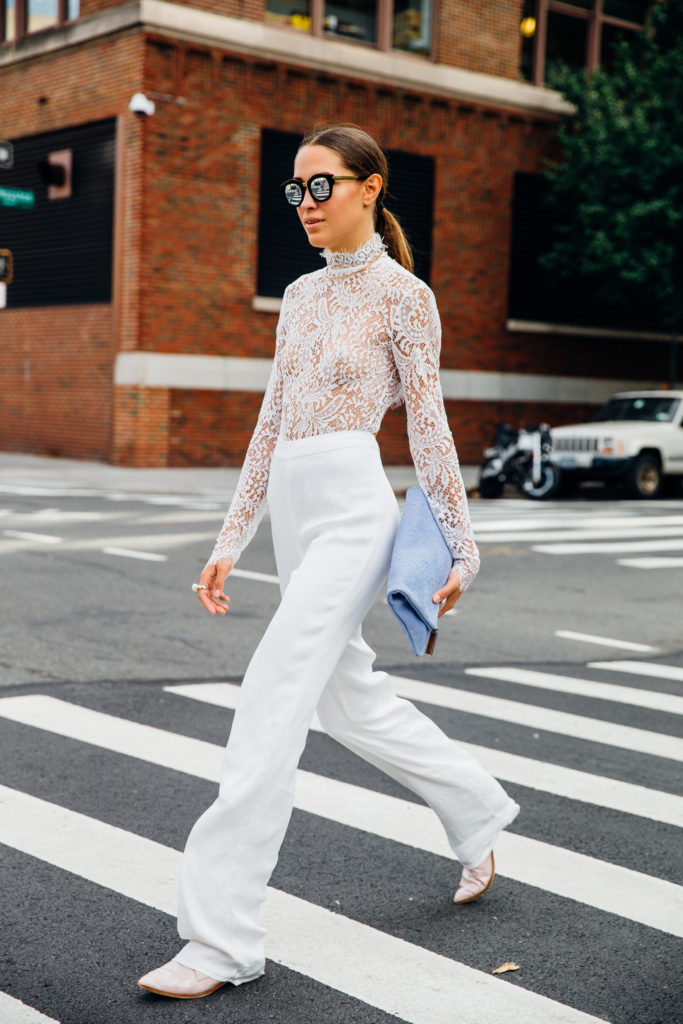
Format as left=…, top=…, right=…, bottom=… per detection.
left=0, top=472, right=681, bottom=1024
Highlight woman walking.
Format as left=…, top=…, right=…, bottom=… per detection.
left=138, top=123, right=520, bottom=1000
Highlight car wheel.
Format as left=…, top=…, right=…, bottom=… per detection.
left=625, top=453, right=662, bottom=499
left=520, top=462, right=561, bottom=500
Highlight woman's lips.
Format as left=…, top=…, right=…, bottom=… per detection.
left=304, top=218, right=324, bottom=229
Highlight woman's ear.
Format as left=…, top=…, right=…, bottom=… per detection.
left=362, top=173, right=383, bottom=207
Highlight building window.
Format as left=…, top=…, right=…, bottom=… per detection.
left=257, top=127, right=434, bottom=298
left=519, top=0, right=649, bottom=86
left=28, top=0, right=57, bottom=33
left=508, top=172, right=663, bottom=332
left=1, top=0, right=78, bottom=44
left=264, top=0, right=433, bottom=55
left=324, top=0, right=376, bottom=43
left=0, top=119, right=115, bottom=307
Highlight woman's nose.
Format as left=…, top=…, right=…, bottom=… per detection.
left=300, top=189, right=318, bottom=210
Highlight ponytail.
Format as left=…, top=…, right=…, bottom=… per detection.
left=377, top=206, right=413, bottom=273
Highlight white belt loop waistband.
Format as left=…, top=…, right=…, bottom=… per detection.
left=273, top=431, right=378, bottom=460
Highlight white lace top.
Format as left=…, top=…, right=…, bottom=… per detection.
left=208, top=232, right=480, bottom=592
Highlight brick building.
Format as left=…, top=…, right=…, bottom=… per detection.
left=0, top=0, right=666, bottom=467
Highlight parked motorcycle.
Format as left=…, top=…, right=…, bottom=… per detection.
left=478, top=422, right=560, bottom=499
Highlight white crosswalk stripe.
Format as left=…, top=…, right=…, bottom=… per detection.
left=617, top=556, right=683, bottom=568
left=588, top=661, right=683, bottom=683
left=166, top=681, right=683, bottom=827
left=1, top=655, right=681, bottom=1023
left=471, top=503, right=683, bottom=571
left=0, top=786, right=608, bottom=1024
left=0, top=993, right=60, bottom=1024
left=534, top=537, right=683, bottom=555
left=465, top=666, right=683, bottom=715
left=1, top=694, right=681, bottom=936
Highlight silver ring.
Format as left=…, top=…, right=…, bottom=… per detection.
left=191, top=583, right=208, bottom=593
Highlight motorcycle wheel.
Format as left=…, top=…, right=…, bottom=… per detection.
left=519, top=463, right=561, bottom=500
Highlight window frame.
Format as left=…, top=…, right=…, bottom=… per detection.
left=1, top=0, right=75, bottom=44
left=267, top=0, right=437, bottom=59
left=527, top=0, right=648, bottom=86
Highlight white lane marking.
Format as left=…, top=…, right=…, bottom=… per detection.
left=2, top=696, right=682, bottom=939
left=0, top=787, right=608, bottom=1024
left=23, top=509, right=108, bottom=523
left=465, top=666, right=682, bottom=715
left=179, top=502, right=225, bottom=511
left=554, top=631, right=658, bottom=653
left=588, top=661, right=683, bottom=683
left=0, top=539, right=36, bottom=555
left=617, top=556, right=683, bottom=569
left=473, top=515, right=683, bottom=533
left=388, top=675, right=683, bottom=762
left=132, top=510, right=226, bottom=525
left=102, top=547, right=168, bottom=562
left=58, top=531, right=216, bottom=552
left=143, top=495, right=208, bottom=506
left=0, top=485, right=105, bottom=498
left=0, top=993, right=60, bottom=1023
left=533, top=538, right=683, bottom=555
left=231, top=568, right=280, bottom=585
left=480, top=525, right=683, bottom=544
left=1, top=530, right=63, bottom=544
left=167, top=683, right=683, bottom=828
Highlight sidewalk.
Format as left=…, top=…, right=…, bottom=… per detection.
left=0, top=451, right=480, bottom=499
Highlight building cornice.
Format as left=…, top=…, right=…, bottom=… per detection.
left=0, top=0, right=574, bottom=117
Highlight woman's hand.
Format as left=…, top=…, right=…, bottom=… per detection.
left=196, top=558, right=232, bottom=616
left=432, top=565, right=463, bottom=618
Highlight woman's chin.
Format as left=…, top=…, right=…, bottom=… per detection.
left=305, top=230, right=328, bottom=248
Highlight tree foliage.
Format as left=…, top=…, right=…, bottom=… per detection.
left=540, top=0, right=683, bottom=334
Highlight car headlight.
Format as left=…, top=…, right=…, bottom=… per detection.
left=598, top=438, right=625, bottom=456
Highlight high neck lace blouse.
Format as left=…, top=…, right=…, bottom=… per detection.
left=209, top=233, right=480, bottom=592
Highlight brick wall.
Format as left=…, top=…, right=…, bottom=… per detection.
left=436, top=0, right=525, bottom=79
left=0, top=31, right=144, bottom=460
left=113, top=385, right=170, bottom=465
left=1, top=20, right=669, bottom=469
left=166, top=387, right=609, bottom=469
left=0, top=306, right=114, bottom=459
left=81, top=0, right=266, bottom=23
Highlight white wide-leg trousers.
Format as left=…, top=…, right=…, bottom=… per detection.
left=174, top=431, right=520, bottom=983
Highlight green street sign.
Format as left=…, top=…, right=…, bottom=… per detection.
left=0, top=186, right=35, bottom=209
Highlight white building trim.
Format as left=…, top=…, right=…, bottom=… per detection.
left=507, top=319, right=683, bottom=344
left=114, top=352, right=273, bottom=392
left=0, top=0, right=574, bottom=117
left=114, top=352, right=658, bottom=404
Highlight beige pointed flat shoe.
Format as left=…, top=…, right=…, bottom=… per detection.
left=453, top=850, right=495, bottom=905
left=137, top=960, right=226, bottom=998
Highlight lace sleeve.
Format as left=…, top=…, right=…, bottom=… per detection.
left=206, top=296, right=287, bottom=568
left=390, top=283, right=480, bottom=592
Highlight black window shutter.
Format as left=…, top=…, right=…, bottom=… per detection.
left=257, top=127, right=434, bottom=297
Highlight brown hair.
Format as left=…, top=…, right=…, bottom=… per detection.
left=298, top=123, right=414, bottom=273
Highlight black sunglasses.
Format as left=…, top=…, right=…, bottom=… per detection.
left=280, top=173, right=364, bottom=207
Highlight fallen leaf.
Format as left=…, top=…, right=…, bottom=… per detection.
left=492, top=962, right=520, bottom=975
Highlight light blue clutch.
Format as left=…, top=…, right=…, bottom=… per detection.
left=387, top=486, right=453, bottom=656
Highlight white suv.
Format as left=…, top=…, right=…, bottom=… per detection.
left=549, top=391, right=683, bottom=498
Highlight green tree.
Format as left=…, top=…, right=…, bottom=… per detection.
left=540, top=0, right=683, bottom=384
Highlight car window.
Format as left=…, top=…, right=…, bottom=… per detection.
left=591, top=397, right=680, bottom=423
